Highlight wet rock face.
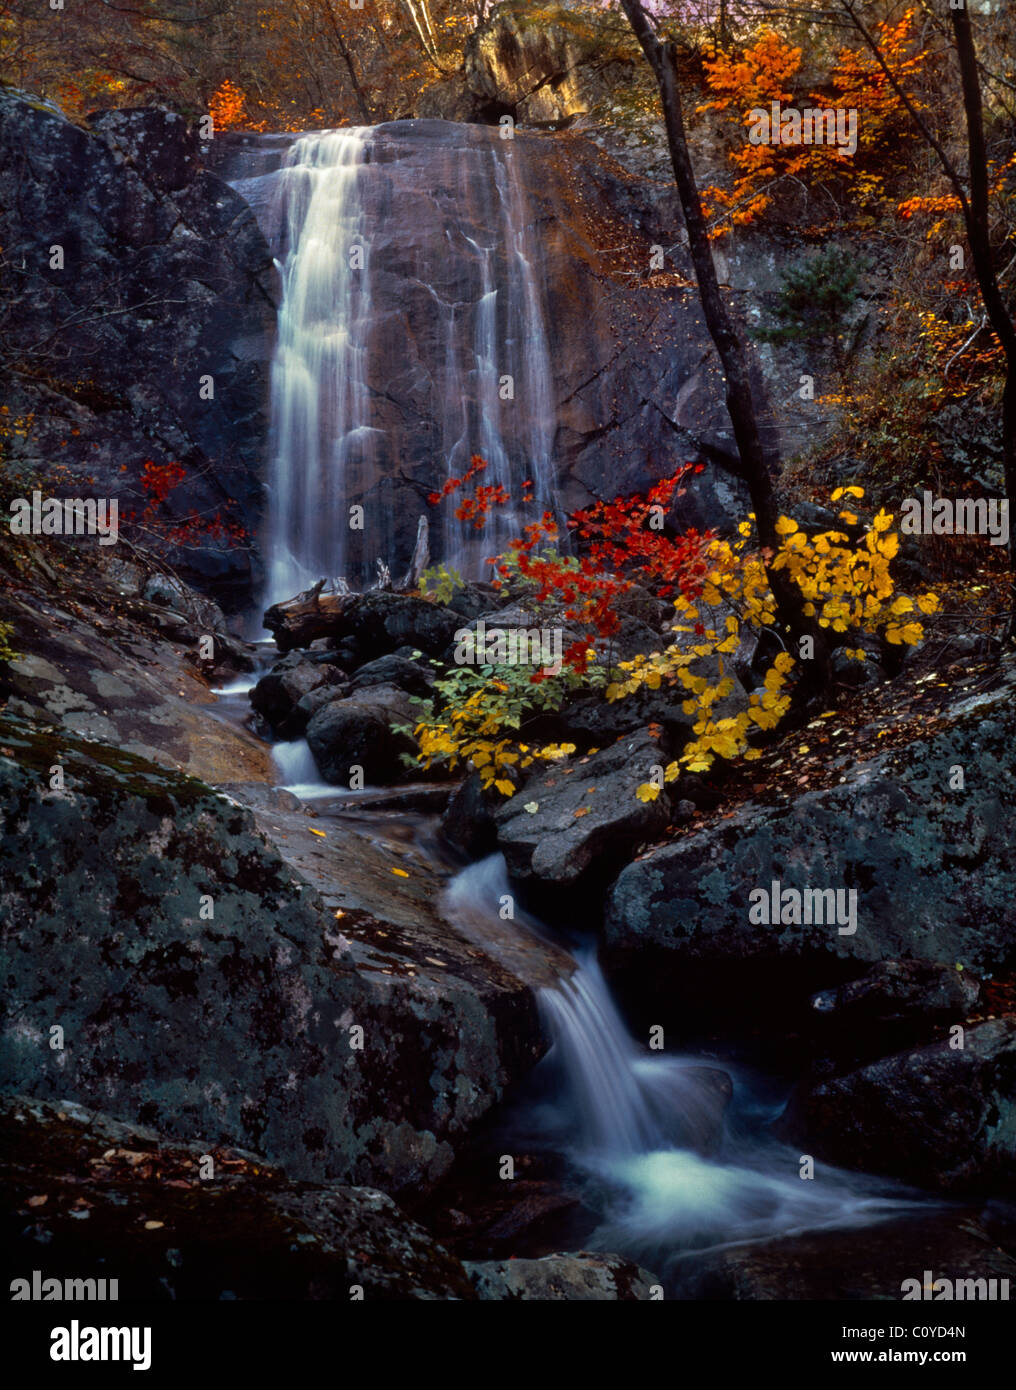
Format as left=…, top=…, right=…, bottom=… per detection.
left=1, top=1097, right=476, bottom=1300
left=220, top=119, right=751, bottom=583
left=602, top=674, right=1016, bottom=1024
left=670, top=1210, right=1016, bottom=1301
left=0, top=91, right=276, bottom=609
left=0, top=716, right=544, bottom=1193
left=778, top=1018, right=1016, bottom=1194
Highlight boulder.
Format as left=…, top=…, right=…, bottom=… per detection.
left=602, top=671, right=1016, bottom=1024
left=142, top=573, right=228, bottom=634
left=811, top=961, right=982, bottom=1025
left=440, top=774, right=500, bottom=859
left=349, top=652, right=435, bottom=699
left=1, top=1096, right=475, bottom=1300
left=277, top=681, right=353, bottom=740
left=305, top=685, right=418, bottom=785
left=250, top=660, right=346, bottom=730
left=464, top=1251, right=660, bottom=1300
left=494, top=732, right=671, bottom=893
left=777, top=1017, right=1016, bottom=1194
left=0, top=715, right=544, bottom=1193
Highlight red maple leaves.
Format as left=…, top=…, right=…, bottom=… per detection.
left=429, top=457, right=714, bottom=680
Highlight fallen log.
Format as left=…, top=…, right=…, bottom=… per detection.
left=262, top=583, right=356, bottom=652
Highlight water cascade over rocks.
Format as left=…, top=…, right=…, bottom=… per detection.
left=442, top=857, right=918, bottom=1289
left=230, top=122, right=560, bottom=602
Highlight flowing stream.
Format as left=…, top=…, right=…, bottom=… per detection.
left=443, top=856, right=921, bottom=1287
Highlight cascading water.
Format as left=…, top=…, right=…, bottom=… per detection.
left=443, top=855, right=921, bottom=1288
left=240, top=124, right=560, bottom=605
left=266, top=129, right=376, bottom=604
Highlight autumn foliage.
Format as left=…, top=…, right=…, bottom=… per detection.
left=697, top=11, right=930, bottom=234
left=414, top=465, right=938, bottom=799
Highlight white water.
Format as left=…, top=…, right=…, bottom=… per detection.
left=444, top=855, right=921, bottom=1281
left=542, top=953, right=918, bottom=1273
left=258, top=127, right=560, bottom=602
left=266, top=129, right=376, bottom=604
left=437, top=146, right=558, bottom=573
left=270, top=738, right=345, bottom=800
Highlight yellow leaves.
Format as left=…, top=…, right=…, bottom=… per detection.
left=773, top=652, right=796, bottom=674
left=309, top=828, right=326, bottom=838
left=916, top=592, right=940, bottom=614
left=493, top=779, right=515, bottom=796
left=890, top=596, right=914, bottom=615
left=885, top=621, right=923, bottom=646
left=872, top=509, right=894, bottom=533
left=843, top=647, right=867, bottom=662
left=636, top=783, right=660, bottom=802
left=540, top=743, right=576, bottom=761
left=832, top=486, right=865, bottom=501
left=775, top=516, right=799, bottom=535
left=390, top=867, right=409, bottom=878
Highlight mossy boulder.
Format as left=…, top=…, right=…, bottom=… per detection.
left=0, top=715, right=543, bottom=1192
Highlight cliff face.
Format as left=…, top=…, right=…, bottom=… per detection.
left=217, top=119, right=762, bottom=584
left=0, top=90, right=277, bottom=609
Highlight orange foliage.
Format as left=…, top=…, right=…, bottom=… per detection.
left=209, top=79, right=254, bottom=133
left=698, top=11, right=929, bottom=236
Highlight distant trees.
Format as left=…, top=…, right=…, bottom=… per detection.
left=0, top=1, right=493, bottom=128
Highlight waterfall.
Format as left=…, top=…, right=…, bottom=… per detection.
left=266, top=129, right=376, bottom=605
left=539, top=952, right=920, bottom=1268
left=250, top=124, right=560, bottom=605
left=441, top=854, right=920, bottom=1279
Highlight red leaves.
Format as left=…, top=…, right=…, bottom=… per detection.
left=131, top=460, right=248, bottom=550
left=429, top=457, right=715, bottom=679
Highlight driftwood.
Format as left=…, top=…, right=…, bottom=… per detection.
left=263, top=584, right=355, bottom=652
left=263, top=517, right=431, bottom=651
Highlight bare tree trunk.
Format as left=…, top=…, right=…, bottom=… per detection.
left=323, top=0, right=373, bottom=123
left=401, top=0, right=446, bottom=72
left=950, top=6, right=1016, bottom=619
left=619, top=0, right=821, bottom=668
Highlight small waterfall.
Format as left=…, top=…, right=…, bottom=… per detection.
left=270, top=738, right=340, bottom=799
left=438, top=144, right=558, bottom=574
left=440, top=853, right=920, bottom=1276
left=539, top=952, right=920, bottom=1267
left=266, top=129, right=376, bottom=605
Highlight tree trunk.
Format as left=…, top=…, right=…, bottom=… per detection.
left=323, top=0, right=373, bottom=123
left=950, top=6, right=1016, bottom=617
left=618, top=0, right=823, bottom=670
